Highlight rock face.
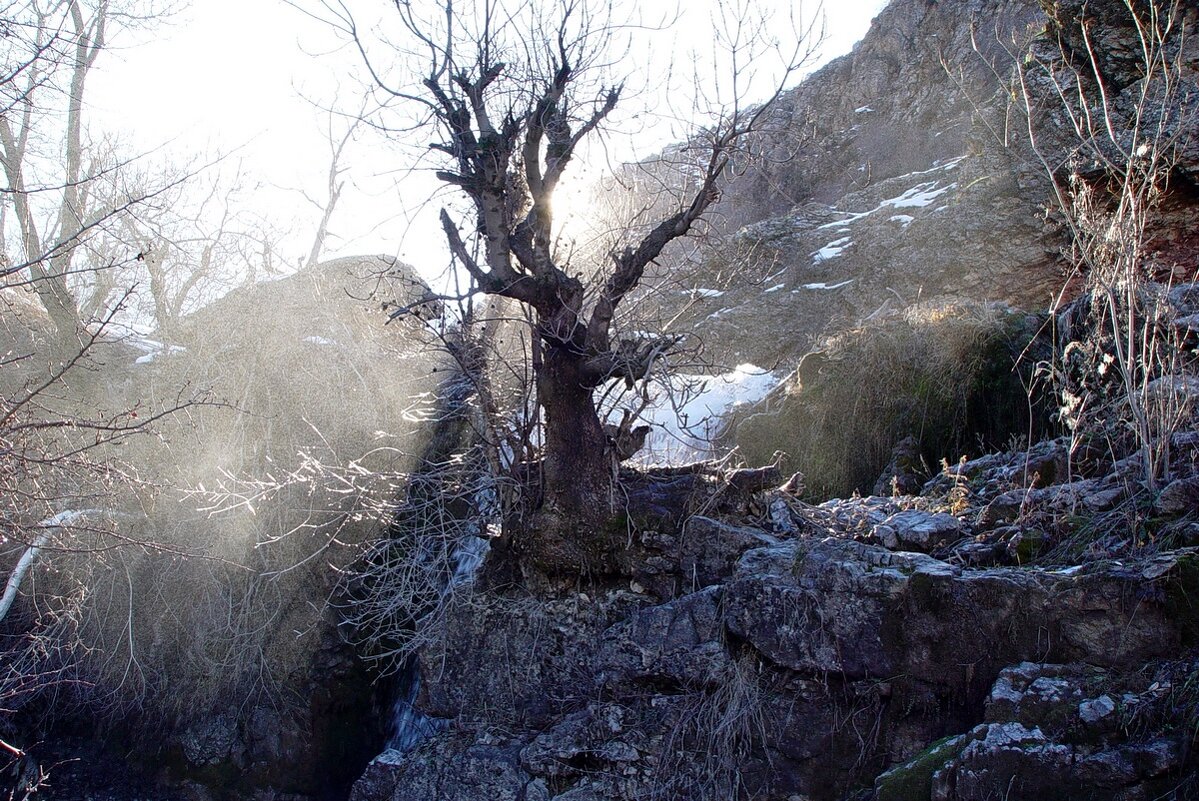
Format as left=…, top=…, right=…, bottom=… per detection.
left=349, top=349, right=1199, bottom=799
left=662, top=0, right=1061, bottom=367
left=351, top=514, right=1199, bottom=801
left=665, top=0, right=1198, bottom=371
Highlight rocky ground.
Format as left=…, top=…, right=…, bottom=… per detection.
left=350, top=269, right=1199, bottom=800
left=348, top=414, right=1199, bottom=800
left=347, top=286, right=1199, bottom=801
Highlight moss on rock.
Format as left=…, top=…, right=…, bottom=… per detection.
left=874, top=734, right=966, bottom=801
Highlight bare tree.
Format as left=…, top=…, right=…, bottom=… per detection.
left=0, top=0, right=174, bottom=348
left=312, top=0, right=813, bottom=571
left=0, top=0, right=114, bottom=345
left=0, top=1, right=220, bottom=771
left=87, top=160, right=279, bottom=335
left=301, top=98, right=372, bottom=269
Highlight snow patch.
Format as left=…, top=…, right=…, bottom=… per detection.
left=894, top=156, right=966, bottom=182
left=812, top=236, right=852, bottom=264
left=818, top=180, right=958, bottom=229
left=131, top=337, right=186, bottom=365
left=854, top=105, right=874, bottom=113
left=619, top=364, right=778, bottom=464
left=691, top=288, right=724, bottom=299
left=817, top=209, right=872, bottom=229
left=764, top=283, right=786, bottom=293
left=934, top=155, right=967, bottom=170
left=889, top=214, right=915, bottom=227
left=885, top=181, right=957, bottom=209
left=801, top=279, right=854, bottom=291
left=303, top=335, right=338, bottom=346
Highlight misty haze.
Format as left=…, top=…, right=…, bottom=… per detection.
left=1, top=1, right=1197, bottom=800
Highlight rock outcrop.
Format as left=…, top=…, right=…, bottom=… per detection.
left=351, top=514, right=1199, bottom=801
left=667, top=0, right=1198, bottom=370
left=350, top=389, right=1199, bottom=798
left=876, top=660, right=1196, bottom=800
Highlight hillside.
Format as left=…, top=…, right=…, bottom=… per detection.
left=1, top=0, right=1196, bottom=799
left=661, top=0, right=1195, bottom=368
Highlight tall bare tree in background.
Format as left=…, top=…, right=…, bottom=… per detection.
left=0, top=0, right=242, bottom=345
left=0, top=1, right=212, bottom=764
left=314, top=0, right=815, bottom=571
left=1, top=0, right=119, bottom=347
left=301, top=99, right=371, bottom=269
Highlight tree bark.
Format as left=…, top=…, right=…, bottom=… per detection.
left=525, top=342, right=617, bottom=573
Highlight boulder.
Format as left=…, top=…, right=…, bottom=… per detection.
left=873, top=435, right=926, bottom=497
left=519, top=704, right=644, bottom=779
left=874, top=509, right=966, bottom=552
left=878, top=658, right=1197, bottom=801
left=677, top=516, right=778, bottom=589
left=349, top=736, right=534, bottom=801
left=930, top=723, right=1186, bottom=801
left=1158, top=477, right=1199, bottom=516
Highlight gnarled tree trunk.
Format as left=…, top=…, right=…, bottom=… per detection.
left=526, top=343, right=617, bottom=572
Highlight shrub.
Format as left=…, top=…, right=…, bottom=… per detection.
left=726, top=302, right=1052, bottom=500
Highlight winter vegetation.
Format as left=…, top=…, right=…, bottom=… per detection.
left=0, top=0, right=1197, bottom=800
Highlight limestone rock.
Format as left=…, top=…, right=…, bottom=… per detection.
left=677, top=516, right=778, bottom=588
left=874, top=509, right=966, bottom=552
left=1158, top=477, right=1199, bottom=516
left=350, top=736, right=534, bottom=801
left=724, top=539, right=950, bottom=678
left=929, top=723, right=1187, bottom=801
left=873, top=435, right=926, bottom=497
left=519, top=704, right=644, bottom=779
left=726, top=538, right=1189, bottom=686
left=596, top=586, right=731, bottom=689
left=418, top=593, right=627, bottom=727
left=881, top=659, right=1197, bottom=801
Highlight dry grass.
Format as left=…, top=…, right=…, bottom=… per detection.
left=727, top=302, right=1049, bottom=500
left=651, top=654, right=770, bottom=801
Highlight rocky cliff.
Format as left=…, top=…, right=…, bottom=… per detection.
left=661, top=0, right=1197, bottom=369
left=651, top=0, right=1059, bottom=367
left=348, top=274, right=1199, bottom=799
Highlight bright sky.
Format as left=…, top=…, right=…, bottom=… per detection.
left=88, top=0, right=890, bottom=281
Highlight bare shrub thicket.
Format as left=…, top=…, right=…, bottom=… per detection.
left=334, top=446, right=497, bottom=674
left=61, top=261, right=445, bottom=727
left=0, top=2, right=451, bottom=781
left=1015, top=0, right=1198, bottom=490
left=0, top=257, right=444, bottom=743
